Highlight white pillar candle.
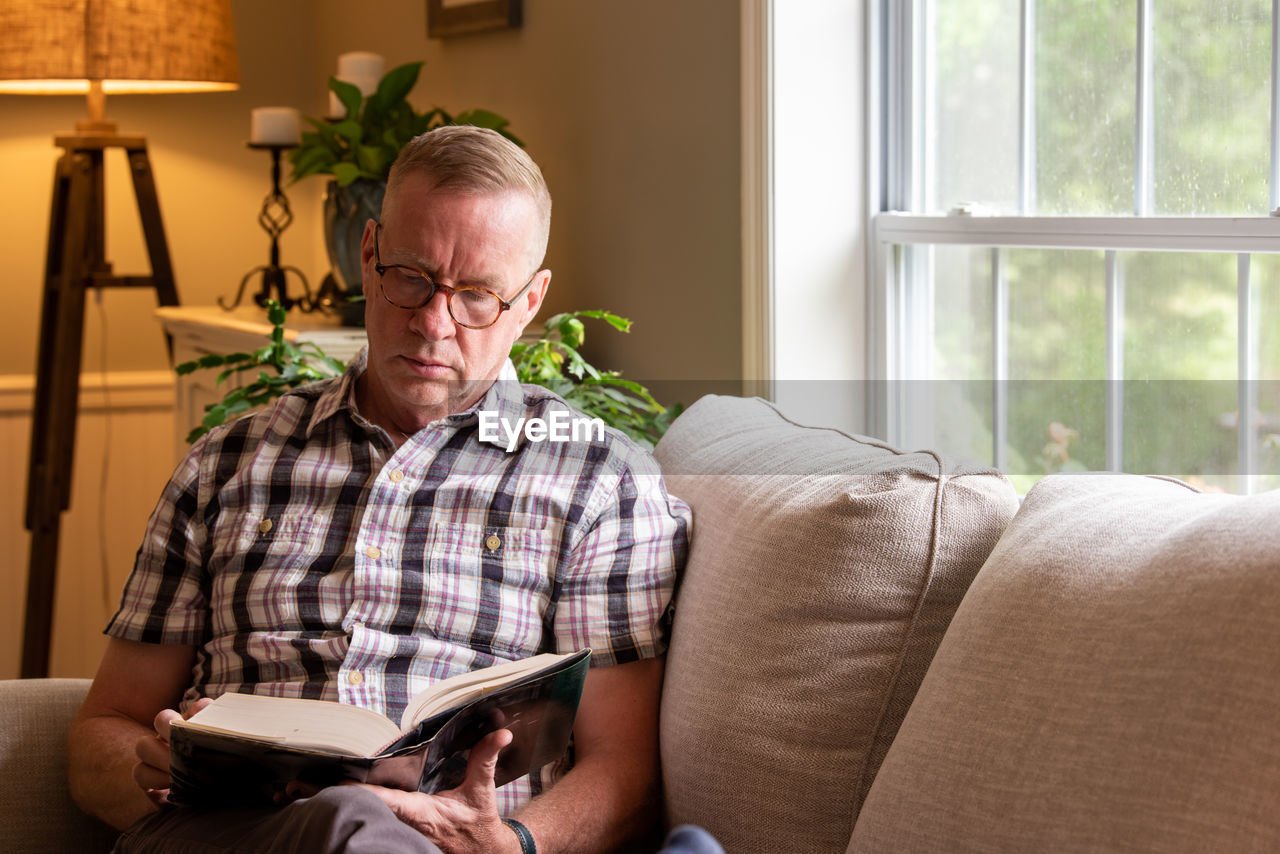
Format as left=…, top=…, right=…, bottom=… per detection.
left=346, top=73, right=380, bottom=97
left=249, top=107, right=301, bottom=145
left=337, top=52, right=385, bottom=82
left=329, top=53, right=386, bottom=118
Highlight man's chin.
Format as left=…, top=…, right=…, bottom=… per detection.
left=398, top=376, right=484, bottom=413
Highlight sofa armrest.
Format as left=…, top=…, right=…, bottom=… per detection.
left=0, top=678, right=119, bottom=853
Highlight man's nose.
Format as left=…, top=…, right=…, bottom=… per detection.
left=412, top=287, right=455, bottom=338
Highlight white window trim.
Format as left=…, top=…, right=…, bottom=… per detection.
left=740, top=0, right=774, bottom=393
left=874, top=214, right=1280, bottom=253
left=743, top=0, right=867, bottom=432
left=869, top=0, right=1279, bottom=492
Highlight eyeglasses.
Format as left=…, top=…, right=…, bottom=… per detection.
left=372, top=222, right=538, bottom=330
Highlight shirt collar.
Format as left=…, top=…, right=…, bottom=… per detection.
left=452, top=359, right=530, bottom=451
left=304, top=348, right=527, bottom=448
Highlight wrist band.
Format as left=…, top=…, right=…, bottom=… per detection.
left=502, top=818, right=537, bottom=854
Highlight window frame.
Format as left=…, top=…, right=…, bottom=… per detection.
left=868, top=0, right=1280, bottom=492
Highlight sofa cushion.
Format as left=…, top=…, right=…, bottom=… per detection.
left=849, top=474, right=1280, bottom=852
left=0, top=678, right=119, bottom=853
left=653, top=395, right=1019, bottom=854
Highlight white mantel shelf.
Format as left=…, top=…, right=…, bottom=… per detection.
left=155, top=305, right=368, bottom=365
left=155, top=305, right=368, bottom=462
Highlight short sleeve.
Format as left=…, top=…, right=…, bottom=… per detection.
left=551, top=463, right=691, bottom=667
left=105, top=444, right=210, bottom=645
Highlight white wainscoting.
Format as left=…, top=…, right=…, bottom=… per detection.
left=0, top=371, right=176, bottom=679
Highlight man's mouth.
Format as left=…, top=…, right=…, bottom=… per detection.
left=399, top=355, right=457, bottom=377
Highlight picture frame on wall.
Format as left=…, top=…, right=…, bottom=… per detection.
left=427, top=0, right=522, bottom=38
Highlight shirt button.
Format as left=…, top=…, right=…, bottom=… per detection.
left=365, top=546, right=381, bottom=559
left=258, top=518, right=273, bottom=534
left=347, top=671, right=364, bottom=686
left=389, top=469, right=404, bottom=483
left=485, top=534, right=501, bottom=551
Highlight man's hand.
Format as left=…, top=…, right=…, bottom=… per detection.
left=345, top=728, right=522, bottom=854
left=132, top=698, right=212, bottom=807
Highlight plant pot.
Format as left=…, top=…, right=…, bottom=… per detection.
left=323, top=178, right=386, bottom=294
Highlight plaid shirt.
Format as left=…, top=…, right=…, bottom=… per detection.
left=107, top=353, right=690, bottom=812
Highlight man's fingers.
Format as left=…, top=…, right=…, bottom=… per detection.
left=152, top=708, right=182, bottom=742
left=460, top=728, right=513, bottom=792
left=185, top=697, right=213, bottom=718
left=342, top=782, right=417, bottom=823
left=133, top=758, right=171, bottom=792
left=135, top=734, right=170, bottom=773
left=142, top=787, right=171, bottom=807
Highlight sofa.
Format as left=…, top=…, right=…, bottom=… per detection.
left=3, top=394, right=1279, bottom=852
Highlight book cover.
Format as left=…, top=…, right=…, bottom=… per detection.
left=167, top=648, right=591, bottom=806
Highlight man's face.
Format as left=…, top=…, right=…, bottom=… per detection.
left=358, top=172, right=549, bottom=429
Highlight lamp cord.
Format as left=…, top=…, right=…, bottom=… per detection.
left=95, top=293, right=113, bottom=614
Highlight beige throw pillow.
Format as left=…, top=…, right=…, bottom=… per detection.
left=849, top=474, right=1280, bottom=852
left=654, top=395, right=1018, bottom=854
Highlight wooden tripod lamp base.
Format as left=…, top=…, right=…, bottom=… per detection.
left=21, top=129, right=180, bottom=678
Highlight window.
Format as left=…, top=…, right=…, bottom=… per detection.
left=871, top=0, right=1280, bottom=493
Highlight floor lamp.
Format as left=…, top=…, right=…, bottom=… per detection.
left=0, top=1, right=239, bottom=678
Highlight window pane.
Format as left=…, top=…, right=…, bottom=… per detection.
left=1154, top=0, right=1272, bottom=215
left=1036, top=0, right=1136, bottom=214
left=1005, top=249, right=1107, bottom=490
left=1121, top=252, right=1238, bottom=485
left=1245, top=254, right=1280, bottom=491
left=933, top=0, right=1020, bottom=213
left=931, top=245, right=994, bottom=465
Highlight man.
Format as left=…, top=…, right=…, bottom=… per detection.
left=69, top=126, right=692, bottom=854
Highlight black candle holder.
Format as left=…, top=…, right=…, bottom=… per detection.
left=221, top=143, right=315, bottom=312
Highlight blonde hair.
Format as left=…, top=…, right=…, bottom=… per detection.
left=384, top=125, right=552, bottom=269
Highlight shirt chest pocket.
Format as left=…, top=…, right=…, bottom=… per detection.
left=412, top=522, right=555, bottom=659
left=208, top=511, right=352, bottom=636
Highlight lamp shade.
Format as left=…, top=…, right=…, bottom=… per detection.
left=0, top=0, right=239, bottom=94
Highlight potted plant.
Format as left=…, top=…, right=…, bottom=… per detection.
left=179, top=302, right=677, bottom=449
left=288, top=62, right=520, bottom=320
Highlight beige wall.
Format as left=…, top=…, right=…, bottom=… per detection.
left=0, top=0, right=741, bottom=677
left=310, top=0, right=743, bottom=387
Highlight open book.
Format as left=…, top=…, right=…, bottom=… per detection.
left=167, top=648, right=591, bottom=807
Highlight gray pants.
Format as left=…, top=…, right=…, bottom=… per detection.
left=113, top=788, right=726, bottom=854
left=112, top=787, right=443, bottom=853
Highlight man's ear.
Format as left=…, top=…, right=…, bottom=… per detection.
left=512, top=269, right=551, bottom=336
left=358, top=219, right=379, bottom=297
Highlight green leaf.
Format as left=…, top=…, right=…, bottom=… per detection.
left=558, top=317, right=585, bottom=349
left=202, top=404, right=227, bottom=430
left=573, top=309, right=632, bottom=332
left=225, top=397, right=252, bottom=416
left=368, top=62, right=423, bottom=117
left=455, top=108, right=510, bottom=132
left=222, top=387, right=250, bottom=407
left=332, top=161, right=364, bottom=187
left=303, top=119, right=341, bottom=147
left=498, top=128, right=525, bottom=148
left=331, top=119, right=364, bottom=146
left=603, top=313, right=632, bottom=332
left=188, top=353, right=226, bottom=370
left=354, top=144, right=388, bottom=177
left=330, top=77, right=363, bottom=120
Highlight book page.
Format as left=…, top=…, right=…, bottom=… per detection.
left=176, top=692, right=402, bottom=757
left=399, top=652, right=578, bottom=731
